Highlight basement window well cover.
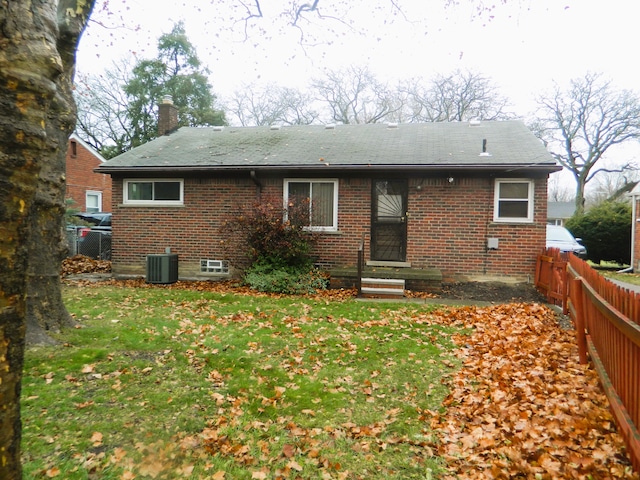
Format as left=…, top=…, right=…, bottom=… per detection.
left=200, top=259, right=229, bottom=274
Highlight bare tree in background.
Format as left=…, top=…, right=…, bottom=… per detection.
left=75, top=60, right=134, bottom=158
left=311, top=65, right=402, bottom=124
left=400, top=69, right=514, bottom=122
left=533, top=72, right=640, bottom=215
left=225, top=83, right=319, bottom=126
left=588, top=170, right=640, bottom=206
left=547, top=173, right=575, bottom=202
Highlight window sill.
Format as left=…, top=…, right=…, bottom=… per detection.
left=490, top=220, right=534, bottom=225
left=119, top=203, right=185, bottom=208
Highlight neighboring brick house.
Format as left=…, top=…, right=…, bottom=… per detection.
left=66, top=134, right=112, bottom=212
left=628, top=185, right=640, bottom=272
left=96, top=104, right=559, bottom=289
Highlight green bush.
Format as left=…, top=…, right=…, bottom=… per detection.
left=223, top=195, right=327, bottom=294
left=565, top=200, right=632, bottom=265
left=244, top=258, right=329, bottom=295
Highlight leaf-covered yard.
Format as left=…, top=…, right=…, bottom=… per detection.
left=21, top=282, right=638, bottom=479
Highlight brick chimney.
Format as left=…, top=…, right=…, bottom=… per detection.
left=158, top=95, right=179, bottom=136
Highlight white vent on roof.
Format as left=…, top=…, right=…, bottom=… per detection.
left=270, top=125, right=281, bottom=130
left=213, top=126, right=224, bottom=131
left=469, top=119, right=481, bottom=127
left=325, top=124, right=336, bottom=129
left=387, top=122, right=398, bottom=128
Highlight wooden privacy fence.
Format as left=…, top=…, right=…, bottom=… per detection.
left=536, top=249, right=640, bottom=471
left=534, top=250, right=568, bottom=310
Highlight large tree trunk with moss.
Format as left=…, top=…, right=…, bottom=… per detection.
left=25, top=4, right=87, bottom=344
left=0, top=1, right=93, bottom=477
left=25, top=139, right=77, bottom=344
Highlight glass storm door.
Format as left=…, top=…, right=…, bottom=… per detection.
left=371, top=179, right=408, bottom=262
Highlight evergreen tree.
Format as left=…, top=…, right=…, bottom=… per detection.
left=566, top=201, right=632, bottom=265
left=77, top=22, right=226, bottom=155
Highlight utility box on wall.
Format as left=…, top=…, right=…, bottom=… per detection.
left=146, top=254, right=178, bottom=284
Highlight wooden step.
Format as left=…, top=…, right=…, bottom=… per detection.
left=360, top=278, right=405, bottom=298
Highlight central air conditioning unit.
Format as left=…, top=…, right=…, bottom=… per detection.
left=146, top=253, right=178, bottom=284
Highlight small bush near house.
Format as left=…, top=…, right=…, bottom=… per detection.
left=243, top=257, right=329, bottom=294
left=566, top=200, right=632, bottom=265
left=223, top=195, right=324, bottom=294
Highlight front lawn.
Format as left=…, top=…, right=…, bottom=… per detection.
left=22, top=285, right=459, bottom=479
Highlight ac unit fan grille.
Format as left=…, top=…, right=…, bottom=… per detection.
left=146, top=254, right=178, bottom=284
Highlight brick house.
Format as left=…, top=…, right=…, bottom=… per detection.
left=628, top=185, right=640, bottom=272
left=66, top=133, right=112, bottom=212
left=96, top=103, right=559, bottom=289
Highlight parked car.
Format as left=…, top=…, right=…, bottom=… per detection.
left=546, top=225, right=587, bottom=258
left=66, top=212, right=110, bottom=239
left=77, top=213, right=112, bottom=260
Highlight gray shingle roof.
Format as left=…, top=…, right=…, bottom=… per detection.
left=97, top=121, right=559, bottom=174
left=547, top=201, right=576, bottom=219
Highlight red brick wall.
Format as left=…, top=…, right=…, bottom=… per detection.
left=309, top=176, right=546, bottom=281
left=109, top=174, right=547, bottom=281
left=401, top=177, right=547, bottom=280
left=65, top=138, right=112, bottom=212
left=111, top=176, right=260, bottom=277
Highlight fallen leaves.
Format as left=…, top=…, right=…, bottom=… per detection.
left=62, top=255, right=111, bottom=275
left=427, top=303, right=638, bottom=479
left=28, top=277, right=640, bottom=479
left=90, top=431, right=103, bottom=447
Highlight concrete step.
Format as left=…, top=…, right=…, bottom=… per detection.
left=360, top=278, right=405, bottom=297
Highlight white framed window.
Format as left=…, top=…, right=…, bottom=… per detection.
left=283, top=179, right=338, bottom=231
left=123, top=179, right=183, bottom=205
left=85, top=191, right=102, bottom=212
left=494, top=179, right=534, bottom=223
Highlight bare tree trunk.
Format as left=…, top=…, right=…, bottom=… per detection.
left=574, top=172, right=587, bottom=217
left=0, top=1, right=93, bottom=476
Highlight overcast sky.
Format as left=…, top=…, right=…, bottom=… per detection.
left=76, top=0, right=640, bottom=181
left=77, top=1, right=640, bottom=109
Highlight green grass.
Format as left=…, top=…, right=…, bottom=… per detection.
left=586, top=261, right=640, bottom=286
left=22, top=285, right=462, bottom=479
left=601, top=270, right=640, bottom=286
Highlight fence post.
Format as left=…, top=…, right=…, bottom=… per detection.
left=571, top=277, right=588, bottom=365
left=562, top=256, right=569, bottom=314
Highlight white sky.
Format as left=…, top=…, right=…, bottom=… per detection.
left=76, top=0, right=640, bottom=186
left=77, top=1, right=640, bottom=108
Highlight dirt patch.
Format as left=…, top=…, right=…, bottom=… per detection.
left=439, top=281, right=549, bottom=304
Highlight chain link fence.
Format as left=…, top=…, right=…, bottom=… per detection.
left=66, top=229, right=111, bottom=260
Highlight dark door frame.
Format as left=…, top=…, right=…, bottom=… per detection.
left=370, top=178, right=408, bottom=262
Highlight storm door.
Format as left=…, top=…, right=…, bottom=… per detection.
left=370, top=179, right=408, bottom=262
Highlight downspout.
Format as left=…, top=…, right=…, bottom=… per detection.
left=250, top=170, right=262, bottom=195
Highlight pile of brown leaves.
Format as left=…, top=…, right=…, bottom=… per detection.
left=61, top=255, right=112, bottom=275
left=426, top=303, right=638, bottom=479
